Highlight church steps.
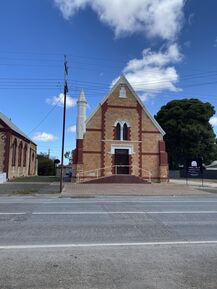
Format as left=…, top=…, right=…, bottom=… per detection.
left=82, top=175, right=150, bottom=184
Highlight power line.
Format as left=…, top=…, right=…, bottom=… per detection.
left=27, top=93, right=63, bottom=136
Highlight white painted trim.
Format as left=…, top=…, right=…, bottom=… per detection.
left=110, top=144, right=134, bottom=155
left=102, top=140, right=141, bottom=143
left=113, top=120, right=131, bottom=127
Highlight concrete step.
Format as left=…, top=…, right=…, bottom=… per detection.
left=83, top=174, right=150, bottom=184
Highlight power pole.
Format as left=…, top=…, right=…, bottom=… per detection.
left=60, top=55, right=68, bottom=193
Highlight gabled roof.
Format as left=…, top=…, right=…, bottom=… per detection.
left=86, top=74, right=165, bottom=136
left=0, top=112, right=35, bottom=144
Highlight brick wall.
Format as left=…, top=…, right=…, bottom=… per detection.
left=73, top=81, right=168, bottom=182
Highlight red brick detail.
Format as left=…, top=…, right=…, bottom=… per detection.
left=142, top=131, right=161, bottom=134
left=159, top=140, right=168, bottom=166
left=127, top=127, right=131, bottom=141
left=86, top=128, right=102, bottom=132
left=159, top=152, right=168, bottom=166
left=136, top=103, right=142, bottom=177
left=113, top=126, right=116, bottom=140
left=142, top=153, right=160, bottom=156
left=74, top=139, right=84, bottom=164
left=159, top=140, right=166, bottom=152
left=101, top=101, right=108, bottom=176
left=83, top=151, right=101, bottom=154
left=107, top=105, right=137, bottom=109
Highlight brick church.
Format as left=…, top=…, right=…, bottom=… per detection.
left=72, top=75, right=168, bottom=183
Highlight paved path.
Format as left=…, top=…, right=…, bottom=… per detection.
left=1, top=195, right=217, bottom=288
left=62, top=182, right=212, bottom=197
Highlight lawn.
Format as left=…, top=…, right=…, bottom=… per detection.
left=9, top=176, right=60, bottom=182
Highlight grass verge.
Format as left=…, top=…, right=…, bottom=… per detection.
left=9, top=176, right=60, bottom=183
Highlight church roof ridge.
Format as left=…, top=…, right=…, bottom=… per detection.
left=0, top=112, right=36, bottom=143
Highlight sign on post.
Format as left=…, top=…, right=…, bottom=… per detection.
left=186, top=157, right=204, bottom=186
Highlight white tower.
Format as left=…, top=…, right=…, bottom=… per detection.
left=76, top=89, right=87, bottom=140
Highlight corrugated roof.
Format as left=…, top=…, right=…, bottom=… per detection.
left=0, top=112, right=34, bottom=143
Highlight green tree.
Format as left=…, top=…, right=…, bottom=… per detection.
left=64, top=151, right=72, bottom=164
left=37, top=153, right=55, bottom=176
left=155, top=99, right=217, bottom=169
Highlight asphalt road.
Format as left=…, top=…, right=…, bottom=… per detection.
left=1, top=195, right=217, bottom=288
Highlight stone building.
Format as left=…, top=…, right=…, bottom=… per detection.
left=72, top=75, right=168, bottom=183
left=0, top=112, right=37, bottom=180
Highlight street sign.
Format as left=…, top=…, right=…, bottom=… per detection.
left=186, top=158, right=203, bottom=177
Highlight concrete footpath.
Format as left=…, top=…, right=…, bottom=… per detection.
left=61, top=180, right=215, bottom=198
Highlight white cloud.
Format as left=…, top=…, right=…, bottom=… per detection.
left=67, top=125, right=76, bottom=133
left=54, top=0, right=185, bottom=40
left=32, top=132, right=58, bottom=142
left=209, top=116, right=217, bottom=127
left=46, top=93, right=77, bottom=108
left=112, top=44, right=182, bottom=98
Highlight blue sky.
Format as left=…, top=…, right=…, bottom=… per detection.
left=1, top=0, right=217, bottom=161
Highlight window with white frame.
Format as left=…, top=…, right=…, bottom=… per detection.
left=119, top=86, right=127, bottom=98
left=114, top=121, right=130, bottom=140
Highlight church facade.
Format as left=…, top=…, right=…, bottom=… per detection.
left=72, top=75, right=168, bottom=183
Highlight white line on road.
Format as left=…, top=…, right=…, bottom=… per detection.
left=1, top=211, right=217, bottom=215
left=0, top=213, right=26, bottom=215
left=1, top=200, right=217, bottom=204
left=32, top=211, right=217, bottom=215
left=1, top=240, right=217, bottom=250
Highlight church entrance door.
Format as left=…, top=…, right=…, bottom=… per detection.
left=114, top=149, right=129, bottom=174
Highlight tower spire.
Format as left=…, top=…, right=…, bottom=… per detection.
left=76, top=89, right=87, bottom=140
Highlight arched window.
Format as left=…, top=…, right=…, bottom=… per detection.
left=12, top=139, right=17, bottom=166
left=18, top=141, right=23, bottom=167
left=114, top=121, right=130, bottom=141
left=115, top=123, right=121, bottom=140
left=23, top=144, right=27, bottom=167
left=123, top=123, right=128, bottom=140
left=32, top=152, right=35, bottom=162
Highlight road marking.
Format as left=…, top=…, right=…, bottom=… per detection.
left=1, top=211, right=217, bottom=216
left=32, top=211, right=217, bottom=215
left=43, top=200, right=217, bottom=204
left=0, top=213, right=26, bottom=215
left=1, top=200, right=217, bottom=204
left=1, top=240, right=217, bottom=250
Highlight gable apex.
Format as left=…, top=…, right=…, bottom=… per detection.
left=86, top=75, right=165, bottom=136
